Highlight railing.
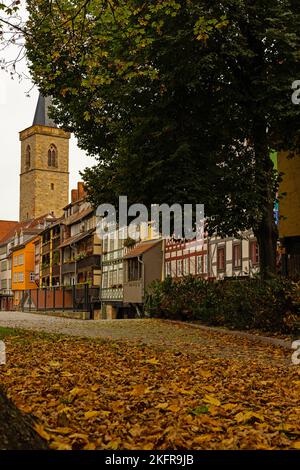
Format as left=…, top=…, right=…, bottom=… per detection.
left=41, top=242, right=51, bottom=254
left=281, top=254, right=300, bottom=279
left=62, top=262, right=76, bottom=274
left=41, top=265, right=50, bottom=277
left=52, top=264, right=60, bottom=277
left=101, top=287, right=123, bottom=301
left=53, top=238, right=61, bottom=250
left=18, top=285, right=101, bottom=313
left=77, top=254, right=101, bottom=270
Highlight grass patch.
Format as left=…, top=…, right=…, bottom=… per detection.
left=0, top=327, right=21, bottom=339
left=0, top=326, right=68, bottom=343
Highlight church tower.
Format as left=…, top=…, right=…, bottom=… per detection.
left=19, top=94, right=70, bottom=222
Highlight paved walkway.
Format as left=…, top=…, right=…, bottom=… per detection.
left=0, top=311, right=294, bottom=367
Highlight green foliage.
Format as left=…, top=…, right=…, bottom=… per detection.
left=145, top=276, right=300, bottom=335
left=24, top=0, right=300, bottom=274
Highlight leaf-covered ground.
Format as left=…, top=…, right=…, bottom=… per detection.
left=0, top=320, right=299, bottom=450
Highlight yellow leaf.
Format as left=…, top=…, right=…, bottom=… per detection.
left=168, top=404, right=181, bottom=413
left=222, top=403, right=238, bottom=411
left=50, top=441, right=72, bottom=450
left=130, top=384, right=151, bottom=396
left=203, top=395, right=221, bottom=406
left=145, top=358, right=160, bottom=365
left=34, top=424, right=51, bottom=441
left=84, top=442, right=96, bottom=450
left=155, top=402, right=169, bottom=410
left=69, top=433, right=89, bottom=442
left=129, top=425, right=141, bottom=437
left=193, top=435, right=212, bottom=444
left=61, top=371, right=73, bottom=377
left=199, top=370, right=212, bottom=378
left=111, top=401, right=125, bottom=412
left=235, top=411, right=264, bottom=423
left=84, top=411, right=99, bottom=419
left=91, top=384, right=100, bottom=392
left=68, top=387, right=85, bottom=400
left=144, top=443, right=155, bottom=450
left=107, top=439, right=121, bottom=450
left=49, top=361, right=60, bottom=368
left=49, top=427, right=72, bottom=435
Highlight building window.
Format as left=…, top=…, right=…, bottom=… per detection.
left=128, top=258, right=141, bottom=281
left=13, top=256, right=18, bottom=267
left=48, top=144, right=58, bottom=168
left=18, top=254, right=24, bottom=266
left=102, top=271, right=108, bottom=289
left=19, top=272, right=24, bottom=283
left=13, top=272, right=18, bottom=283
left=178, top=259, right=184, bottom=277
left=103, top=238, right=109, bottom=254
left=51, top=183, right=54, bottom=190
left=217, top=246, right=225, bottom=271
left=25, top=145, right=31, bottom=170
left=250, top=241, right=259, bottom=265
left=165, top=261, right=171, bottom=277
left=1, top=260, right=7, bottom=272
left=118, top=267, right=123, bottom=285
left=183, top=258, right=189, bottom=276
left=203, top=254, right=208, bottom=274
left=197, top=256, right=203, bottom=274
left=233, top=243, right=242, bottom=269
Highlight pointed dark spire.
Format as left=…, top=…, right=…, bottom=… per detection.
left=33, top=94, right=57, bottom=128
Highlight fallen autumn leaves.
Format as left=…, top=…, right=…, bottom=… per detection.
left=0, top=326, right=299, bottom=450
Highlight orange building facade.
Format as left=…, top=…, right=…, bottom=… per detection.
left=11, top=236, right=39, bottom=307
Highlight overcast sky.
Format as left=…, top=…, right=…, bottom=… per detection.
left=0, top=66, right=94, bottom=222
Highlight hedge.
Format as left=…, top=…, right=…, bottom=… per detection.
left=145, top=276, right=300, bottom=335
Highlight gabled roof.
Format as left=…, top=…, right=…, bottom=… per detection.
left=10, top=233, right=41, bottom=253
left=0, top=214, right=57, bottom=245
left=33, top=94, right=57, bottom=128
left=124, top=240, right=162, bottom=259
left=0, top=221, right=19, bottom=243
left=59, top=229, right=95, bottom=249
left=64, top=207, right=94, bottom=226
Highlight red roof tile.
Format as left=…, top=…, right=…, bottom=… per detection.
left=0, top=221, right=18, bottom=243
left=0, top=213, right=57, bottom=245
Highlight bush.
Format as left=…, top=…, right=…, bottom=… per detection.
left=145, top=276, right=300, bottom=335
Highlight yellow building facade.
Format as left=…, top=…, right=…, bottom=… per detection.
left=278, top=151, right=300, bottom=254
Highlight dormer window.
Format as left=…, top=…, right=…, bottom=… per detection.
left=48, top=144, right=58, bottom=168
left=25, top=145, right=31, bottom=170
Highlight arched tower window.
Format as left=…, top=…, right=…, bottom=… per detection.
left=25, top=145, right=31, bottom=170
left=48, top=144, right=58, bottom=168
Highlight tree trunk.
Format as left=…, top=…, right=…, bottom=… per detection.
left=0, top=388, right=48, bottom=450
left=253, top=121, right=278, bottom=278
left=254, top=201, right=278, bottom=278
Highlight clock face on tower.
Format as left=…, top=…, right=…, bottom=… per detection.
left=19, top=95, right=70, bottom=222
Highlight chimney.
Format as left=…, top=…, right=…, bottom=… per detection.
left=71, top=189, right=78, bottom=203
left=77, top=182, right=86, bottom=200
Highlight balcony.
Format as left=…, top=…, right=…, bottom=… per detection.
left=123, top=280, right=143, bottom=304
left=52, top=264, right=60, bottom=277
left=77, top=254, right=101, bottom=271
left=41, top=265, right=50, bottom=277
left=42, top=242, right=51, bottom=255
left=62, top=262, right=76, bottom=275
left=101, top=287, right=123, bottom=302
left=53, top=238, right=61, bottom=250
